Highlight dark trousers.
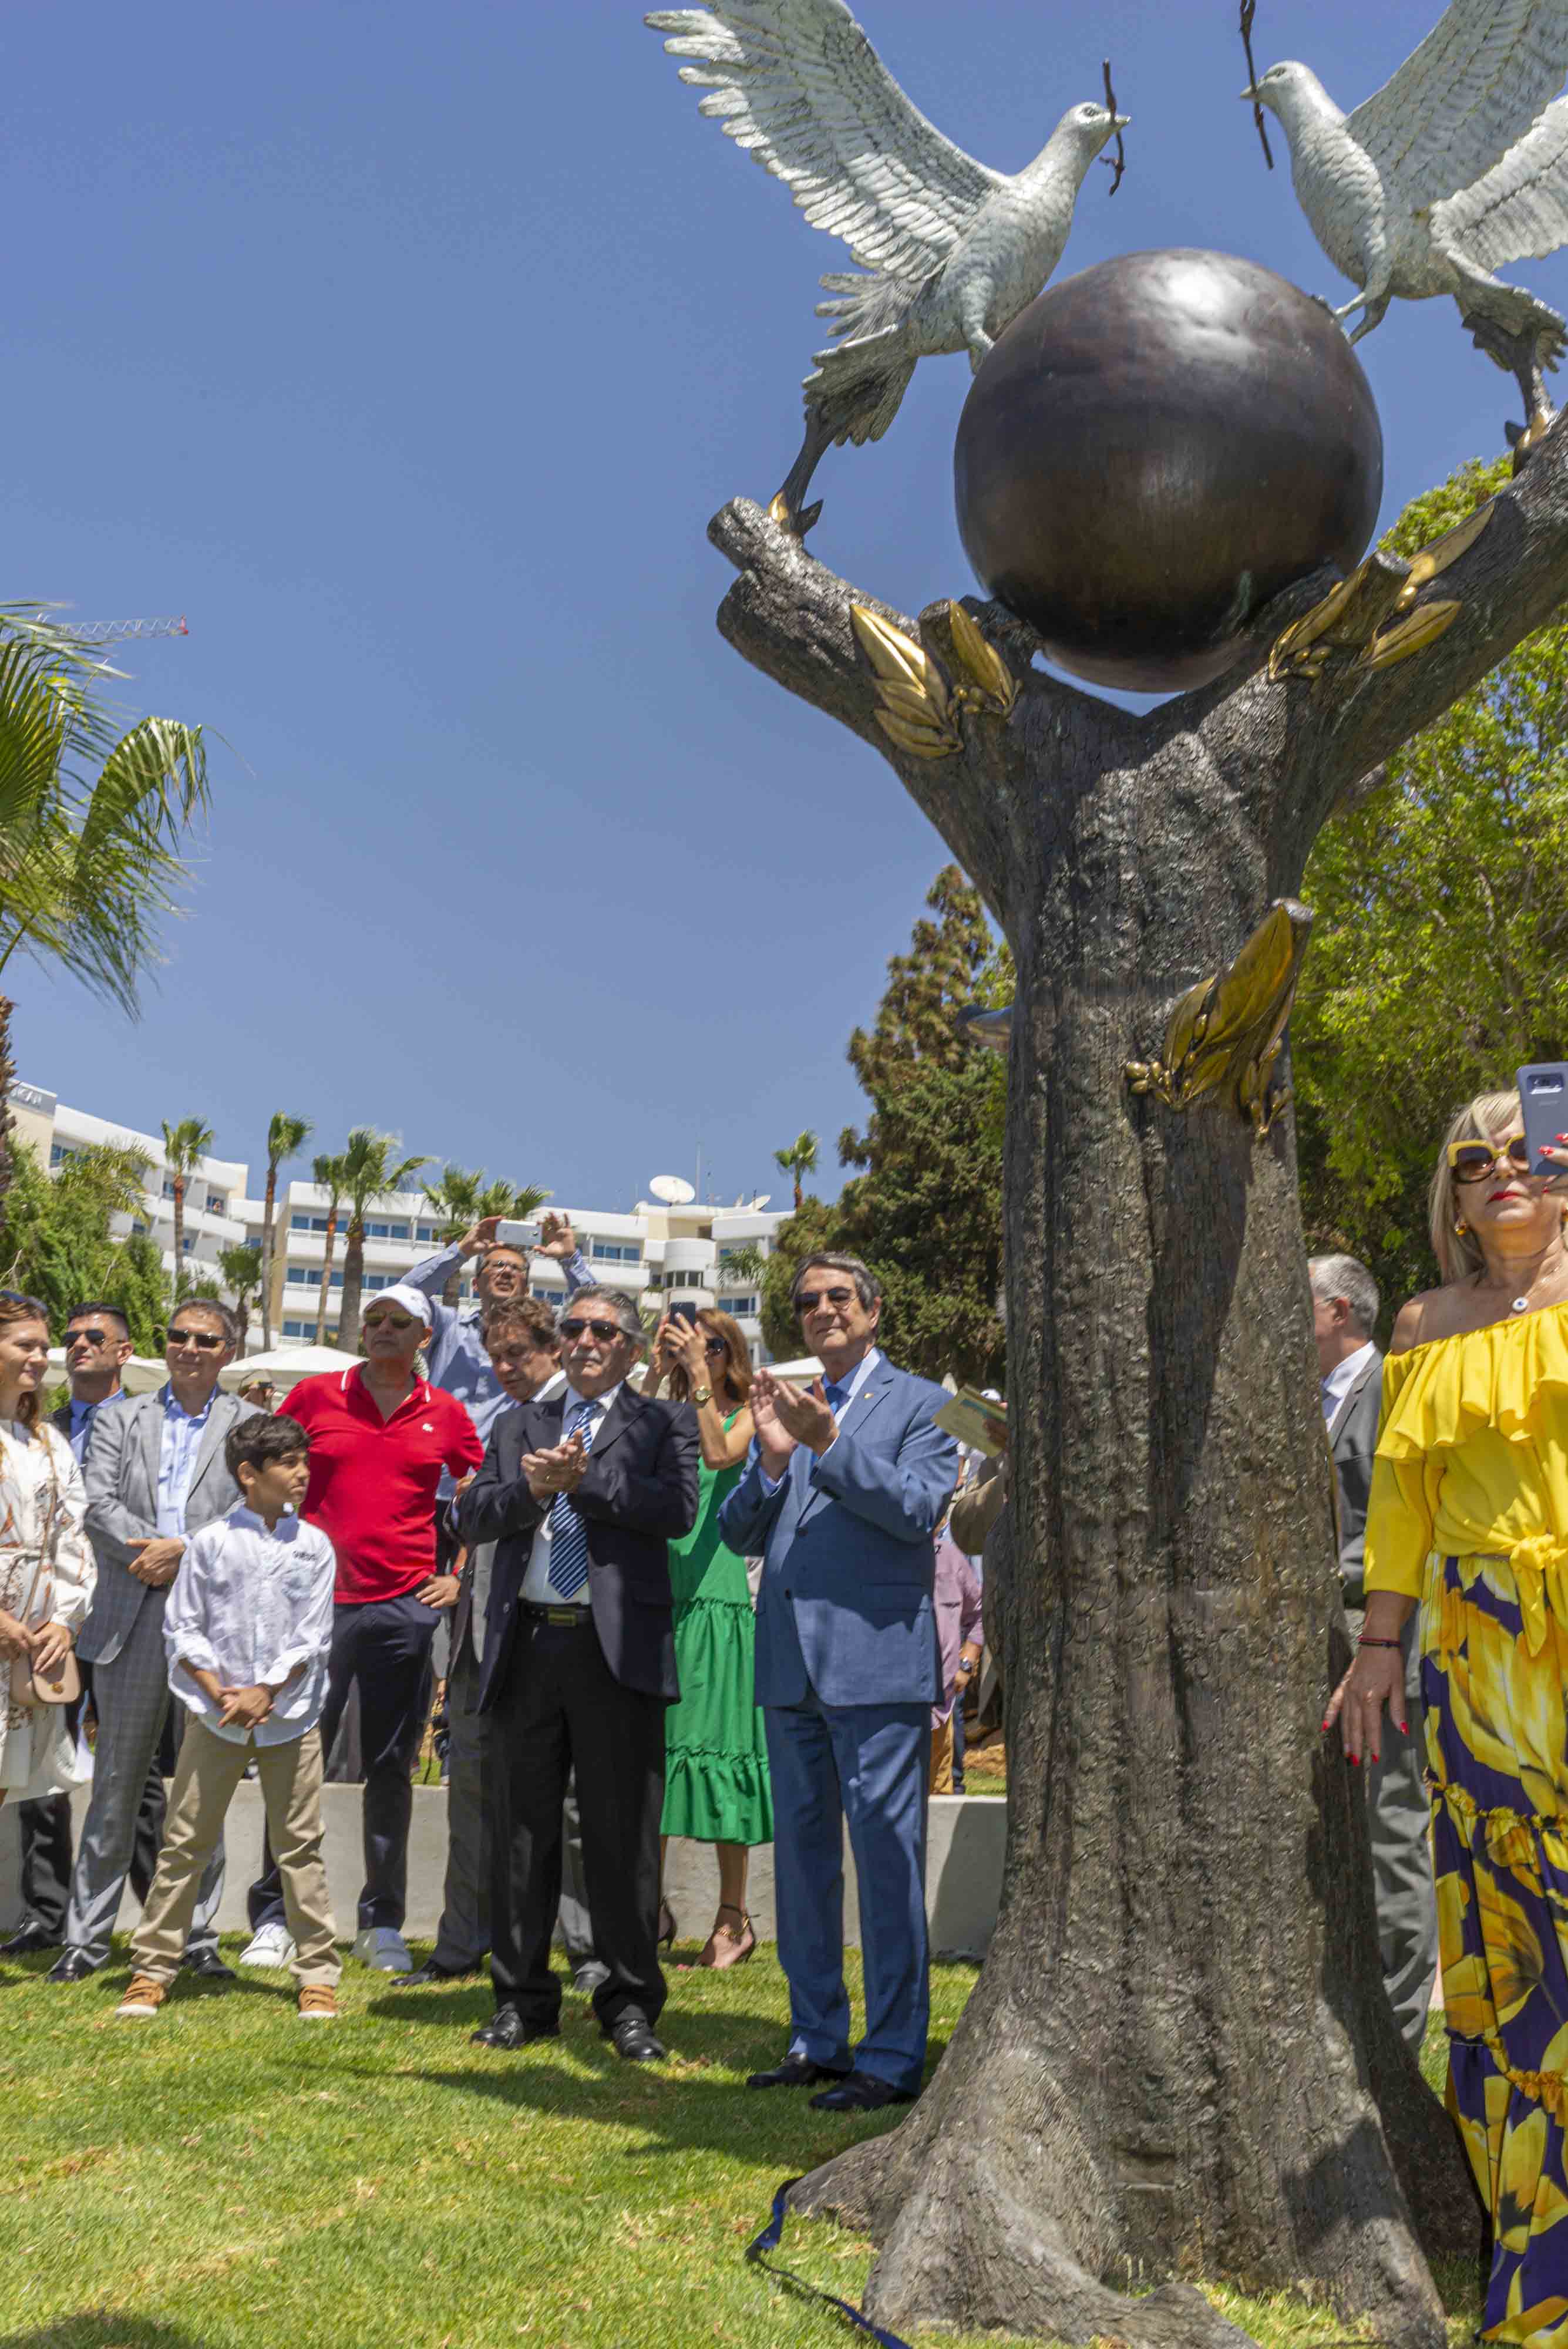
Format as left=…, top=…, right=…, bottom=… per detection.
left=250, top=1591, right=438, bottom=1934
left=14, top=1665, right=166, bottom=1937
left=490, top=1612, right=665, bottom=2032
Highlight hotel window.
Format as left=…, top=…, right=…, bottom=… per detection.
left=415, top=1223, right=439, bottom=1243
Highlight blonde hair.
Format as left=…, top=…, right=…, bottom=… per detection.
left=1429, top=1090, right=1523, bottom=1284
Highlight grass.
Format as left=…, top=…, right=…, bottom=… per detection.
left=0, top=1941, right=1475, bottom=2349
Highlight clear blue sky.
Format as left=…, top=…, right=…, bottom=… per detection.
left=6, top=2, right=1564, bottom=1209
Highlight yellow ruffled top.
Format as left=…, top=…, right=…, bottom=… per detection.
left=1364, top=1300, right=1568, bottom=1648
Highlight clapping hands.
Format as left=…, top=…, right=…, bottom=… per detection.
left=522, top=1431, right=587, bottom=1502
left=751, top=1368, right=837, bottom=1476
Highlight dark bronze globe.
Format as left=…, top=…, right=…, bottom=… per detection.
left=953, top=248, right=1384, bottom=694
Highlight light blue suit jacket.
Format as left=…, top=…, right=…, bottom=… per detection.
left=719, top=1355, right=959, bottom=1709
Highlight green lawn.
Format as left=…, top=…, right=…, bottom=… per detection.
left=0, top=1941, right=1475, bottom=2349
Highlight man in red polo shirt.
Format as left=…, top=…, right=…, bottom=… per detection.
left=241, top=1284, right=482, bottom=1974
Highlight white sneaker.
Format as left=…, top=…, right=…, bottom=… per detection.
left=238, top=1922, right=297, bottom=1969
left=353, top=1926, right=412, bottom=1974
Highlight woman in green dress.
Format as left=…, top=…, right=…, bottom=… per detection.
left=644, top=1309, right=772, bottom=1968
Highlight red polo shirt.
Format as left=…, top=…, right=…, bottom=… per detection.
left=281, top=1367, right=483, bottom=1605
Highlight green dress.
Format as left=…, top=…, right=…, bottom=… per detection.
left=661, top=1415, right=773, bottom=1845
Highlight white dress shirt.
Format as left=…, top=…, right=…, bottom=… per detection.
left=519, top=1379, right=624, bottom=1605
left=759, top=1346, right=883, bottom=1496
left=163, top=1503, right=338, bottom=1746
left=468, top=1368, right=567, bottom=1655
left=1320, top=1338, right=1377, bottom=1428
left=156, top=1384, right=216, bottom=1536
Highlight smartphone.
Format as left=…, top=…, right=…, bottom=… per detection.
left=1516, top=1063, right=1568, bottom=1177
left=496, top=1218, right=541, bottom=1249
left=669, top=1301, right=699, bottom=1327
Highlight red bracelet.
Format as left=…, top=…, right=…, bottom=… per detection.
left=1357, top=1635, right=1401, bottom=1648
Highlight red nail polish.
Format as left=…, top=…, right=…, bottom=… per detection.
left=1320, top=1719, right=1330, bottom=1732
left=1399, top=1722, right=1409, bottom=1734
left=1349, top=1754, right=1360, bottom=1766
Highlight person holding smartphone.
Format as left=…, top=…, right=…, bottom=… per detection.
left=1326, top=1083, right=1568, bottom=2344
left=642, top=1311, right=771, bottom=1967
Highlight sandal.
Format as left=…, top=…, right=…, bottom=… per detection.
left=658, top=1899, right=678, bottom=1950
left=696, top=1902, right=756, bottom=1970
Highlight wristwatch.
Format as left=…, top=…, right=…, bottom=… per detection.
left=691, top=1385, right=714, bottom=1406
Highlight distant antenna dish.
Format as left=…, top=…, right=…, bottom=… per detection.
left=650, top=1174, right=696, bottom=1206
left=751, top=1194, right=771, bottom=1210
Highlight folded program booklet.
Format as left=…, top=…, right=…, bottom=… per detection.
left=933, top=1386, right=1007, bottom=1457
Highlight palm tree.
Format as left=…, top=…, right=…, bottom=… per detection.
left=423, top=1165, right=551, bottom=1305
left=161, top=1117, right=214, bottom=1304
left=218, top=1241, right=263, bottom=1346
left=716, top=1240, right=768, bottom=1288
left=311, top=1152, right=347, bottom=1348
left=259, top=1112, right=312, bottom=1348
left=337, top=1129, right=431, bottom=1351
left=773, top=1129, right=820, bottom=1213
left=0, top=606, right=206, bottom=1212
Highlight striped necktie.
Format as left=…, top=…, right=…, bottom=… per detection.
left=548, top=1399, right=597, bottom=1600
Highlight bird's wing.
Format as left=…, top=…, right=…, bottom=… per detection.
left=1345, top=0, right=1568, bottom=211
left=1433, top=92, right=1568, bottom=262
left=646, top=0, right=1004, bottom=281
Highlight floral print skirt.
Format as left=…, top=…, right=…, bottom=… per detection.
left=1425, top=1552, right=1568, bottom=2348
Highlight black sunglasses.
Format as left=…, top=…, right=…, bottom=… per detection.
left=67, top=1327, right=114, bottom=1348
left=0, top=1289, right=48, bottom=1317
left=164, top=1328, right=224, bottom=1352
left=559, top=1317, right=629, bottom=1345
left=704, top=1336, right=728, bottom=1359
left=795, top=1285, right=856, bottom=1316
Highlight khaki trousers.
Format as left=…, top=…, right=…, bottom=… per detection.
left=132, top=1719, right=339, bottom=1987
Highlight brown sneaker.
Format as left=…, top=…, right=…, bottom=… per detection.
left=115, top=1973, right=166, bottom=2020
left=298, top=1984, right=339, bottom=2023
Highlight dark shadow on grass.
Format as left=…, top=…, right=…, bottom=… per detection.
left=0, top=2321, right=212, bottom=2349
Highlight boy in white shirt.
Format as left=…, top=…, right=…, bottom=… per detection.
left=117, top=1416, right=341, bottom=2021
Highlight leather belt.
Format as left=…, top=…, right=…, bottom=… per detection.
left=520, top=1601, right=593, bottom=1627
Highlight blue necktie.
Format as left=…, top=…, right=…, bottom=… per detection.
left=548, top=1400, right=596, bottom=1600
left=824, top=1381, right=848, bottom=1415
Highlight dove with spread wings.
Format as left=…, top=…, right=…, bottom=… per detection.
left=647, top=0, right=1126, bottom=533
left=1244, top=1, right=1568, bottom=455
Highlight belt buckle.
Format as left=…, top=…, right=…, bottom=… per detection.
left=545, top=1606, right=579, bottom=1627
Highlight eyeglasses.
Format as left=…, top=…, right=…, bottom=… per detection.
left=704, top=1337, right=728, bottom=1359
left=67, top=1328, right=112, bottom=1349
left=165, top=1328, right=224, bottom=1352
left=1447, top=1133, right=1535, bottom=1183
left=363, top=1311, right=416, bottom=1332
left=795, top=1285, right=857, bottom=1316
left=559, top=1317, right=628, bottom=1346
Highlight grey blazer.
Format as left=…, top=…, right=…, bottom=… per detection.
left=79, top=1387, right=263, bottom=1665
left=1328, top=1347, right=1384, bottom=1612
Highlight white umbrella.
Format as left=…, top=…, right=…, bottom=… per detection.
left=46, top=1348, right=168, bottom=1396
left=218, top=1344, right=361, bottom=1398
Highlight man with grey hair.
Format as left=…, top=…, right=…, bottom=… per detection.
left=1309, top=1251, right=1437, bottom=2048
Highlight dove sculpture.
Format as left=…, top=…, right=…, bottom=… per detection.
left=647, top=0, right=1127, bottom=531
left=1244, top=2, right=1568, bottom=453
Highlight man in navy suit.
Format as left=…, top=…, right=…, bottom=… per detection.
left=721, top=1253, right=958, bottom=2112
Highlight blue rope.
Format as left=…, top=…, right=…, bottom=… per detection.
left=745, top=2179, right=916, bottom=2349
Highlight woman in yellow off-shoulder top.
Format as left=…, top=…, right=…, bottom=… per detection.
left=1327, top=1088, right=1568, bottom=2349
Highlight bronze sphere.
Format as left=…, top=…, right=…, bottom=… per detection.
left=953, top=248, right=1384, bottom=694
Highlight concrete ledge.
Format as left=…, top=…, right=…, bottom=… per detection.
left=1, top=1784, right=1006, bottom=1954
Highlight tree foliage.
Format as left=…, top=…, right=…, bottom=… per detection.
left=337, top=1128, right=430, bottom=1351
left=0, top=1138, right=153, bottom=1340
left=761, top=867, right=1005, bottom=1384
left=1294, top=453, right=1568, bottom=1317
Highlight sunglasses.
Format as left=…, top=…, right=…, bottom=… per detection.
left=0, top=1290, right=47, bottom=1317
left=704, top=1336, right=728, bottom=1359
left=364, top=1311, right=416, bottom=1331
left=1447, top=1133, right=1536, bottom=1183
left=560, top=1317, right=628, bottom=1346
left=67, top=1327, right=114, bottom=1348
left=165, top=1328, right=224, bottom=1352
left=795, top=1285, right=856, bottom=1316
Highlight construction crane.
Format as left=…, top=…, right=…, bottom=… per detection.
left=30, top=614, right=188, bottom=645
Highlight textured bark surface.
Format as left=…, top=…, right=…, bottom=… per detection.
left=706, top=424, right=1568, bottom=2348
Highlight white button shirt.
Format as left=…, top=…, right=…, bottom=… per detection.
left=1321, top=1338, right=1377, bottom=1428
left=163, top=1503, right=338, bottom=1746
left=519, top=1380, right=624, bottom=1606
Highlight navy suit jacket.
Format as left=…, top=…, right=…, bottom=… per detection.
left=719, top=1355, right=959, bottom=1709
left=457, top=1384, right=698, bottom=1705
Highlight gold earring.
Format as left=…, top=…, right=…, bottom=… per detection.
left=1455, top=1220, right=1468, bottom=1236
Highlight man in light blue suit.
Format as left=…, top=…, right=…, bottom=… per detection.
left=720, top=1253, right=958, bottom=2113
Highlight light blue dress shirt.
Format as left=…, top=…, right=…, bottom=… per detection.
left=156, top=1384, right=216, bottom=1537
left=405, top=1240, right=592, bottom=1495
left=66, top=1385, right=125, bottom=1466
left=163, top=1503, right=337, bottom=1746
left=759, top=1345, right=883, bottom=1495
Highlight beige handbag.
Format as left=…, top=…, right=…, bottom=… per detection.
left=6, top=1428, right=80, bottom=1711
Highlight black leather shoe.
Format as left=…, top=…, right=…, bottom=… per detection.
left=45, top=1949, right=100, bottom=1983
left=470, top=2007, right=559, bottom=2050
left=809, top=2068, right=916, bottom=2113
left=395, top=1959, right=480, bottom=1988
left=608, top=2013, right=666, bottom=2064
left=1, top=1920, right=63, bottom=1958
left=183, top=1950, right=236, bottom=1983
left=746, top=2051, right=850, bottom=2091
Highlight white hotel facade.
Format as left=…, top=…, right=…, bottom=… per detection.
left=9, top=1082, right=790, bottom=1361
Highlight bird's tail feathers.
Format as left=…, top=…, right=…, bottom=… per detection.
left=805, top=327, right=916, bottom=448
left=816, top=269, right=920, bottom=343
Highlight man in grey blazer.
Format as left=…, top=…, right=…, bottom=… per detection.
left=721, top=1254, right=958, bottom=2111
left=48, top=1299, right=262, bottom=1981
left=1311, top=1253, right=1438, bottom=2049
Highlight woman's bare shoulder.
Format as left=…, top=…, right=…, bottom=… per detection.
left=1388, top=1283, right=1470, bottom=1356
